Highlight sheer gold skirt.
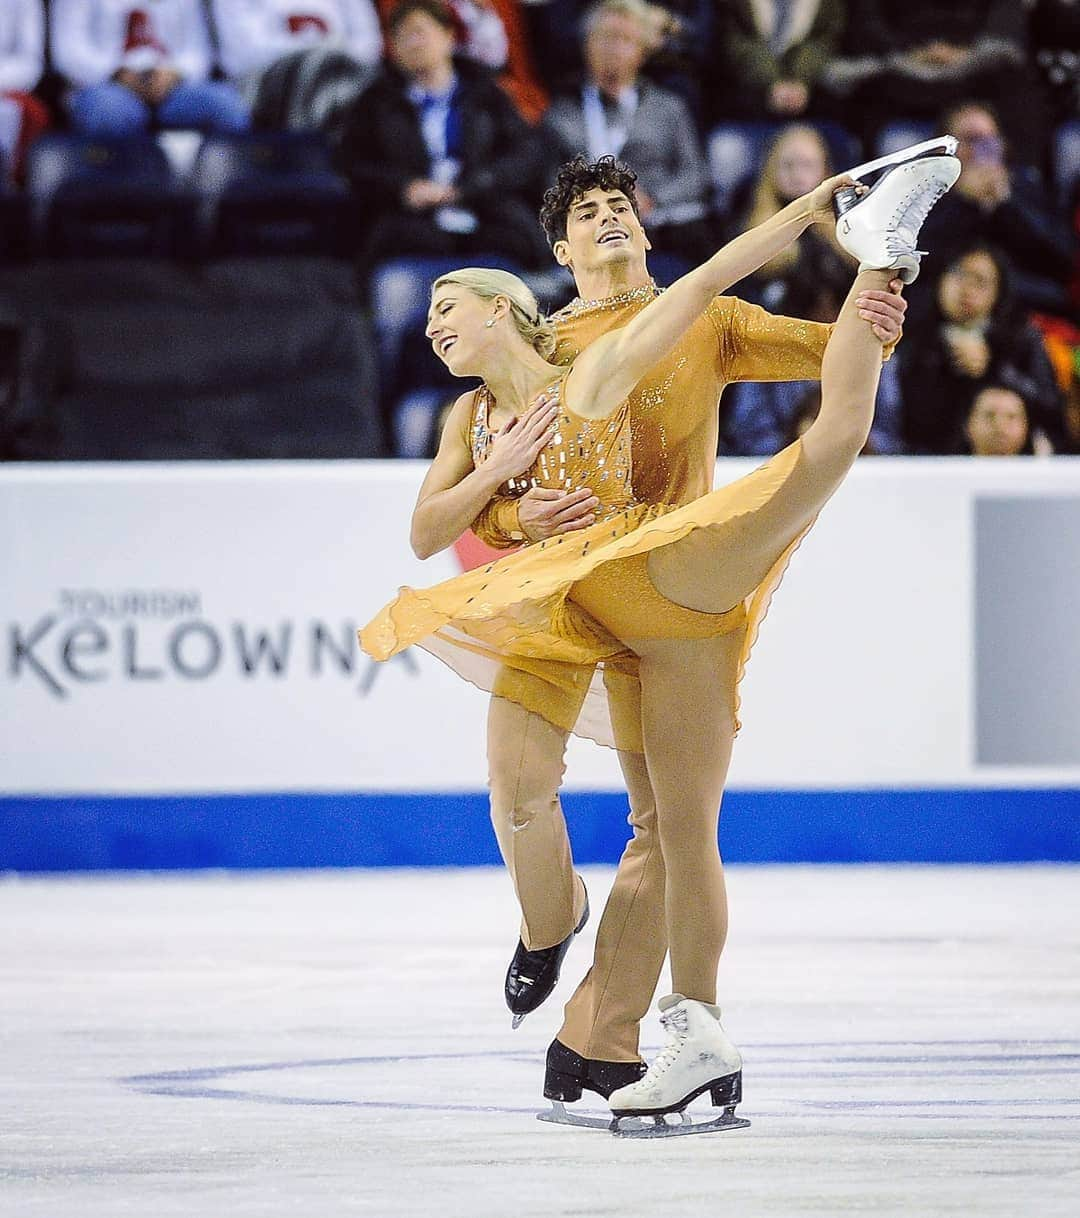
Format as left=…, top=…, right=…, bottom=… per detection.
left=360, top=441, right=807, bottom=751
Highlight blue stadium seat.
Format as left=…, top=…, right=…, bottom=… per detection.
left=706, top=121, right=862, bottom=221
left=642, top=251, right=691, bottom=287
left=393, top=387, right=454, bottom=457
left=0, top=149, right=28, bottom=263
left=25, top=134, right=188, bottom=257
left=1053, top=119, right=1080, bottom=209
left=189, top=132, right=351, bottom=257
left=873, top=121, right=935, bottom=159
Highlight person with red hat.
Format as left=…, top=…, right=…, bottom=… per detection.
left=52, top=0, right=250, bottom=136
left=0, top=0, right=48, bottom=183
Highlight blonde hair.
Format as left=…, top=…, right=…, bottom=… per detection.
left=584, top=0, right=667, bottom=49
left=747, top=125, right=836, bottom=276
left=432, top=267, right=557, bottom=359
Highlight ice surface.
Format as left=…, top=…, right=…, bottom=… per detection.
left=2, top=864, right=1078, bottom=1217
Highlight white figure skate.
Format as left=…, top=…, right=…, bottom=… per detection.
left=606, top=994, right=750, bottom=1138
left=832, top=135, right=960, bottom=283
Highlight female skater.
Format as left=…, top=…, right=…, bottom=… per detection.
left=361, top=144, right=959, bottom=1129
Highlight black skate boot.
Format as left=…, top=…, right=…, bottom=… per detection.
left=543, top=1038, right=647, bottom=1101
left=537, top=1039, right=648, bottom=1129
left=505, top=889, right=589, bottom=1029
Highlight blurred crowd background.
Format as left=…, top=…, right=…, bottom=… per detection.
left=1, top=0, right=1078, bottom=462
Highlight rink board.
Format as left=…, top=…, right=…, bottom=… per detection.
left=2, top=458, right=1079, bottom=869
left=3, top=789, right=1080, bottom=872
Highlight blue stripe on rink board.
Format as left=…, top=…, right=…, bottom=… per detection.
left=1, top=789, right=1079, bottom=872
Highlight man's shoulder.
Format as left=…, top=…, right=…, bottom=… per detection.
left=454, top=57, right=509, bottom=99
left=637, top=78, right=692, bottom=117
left=704, top=294, right=744, bottom=326
left=350, top=66, right=409, bottom=108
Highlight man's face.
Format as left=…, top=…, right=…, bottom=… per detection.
left=390, top=10, right=455, bottom=79
left=552, top=187, right=650, bottom=276
left=585, top=11, right=649, bottom=86
left=966, top=388, right=1028, bottom=456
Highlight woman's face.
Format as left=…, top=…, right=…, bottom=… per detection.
left=965, top=387, right=1029, bottom=455
left=772, top=132, right=827, bottom=202
left=425, top=285, right=498, bottom=375
left=938, top=251, right=1000, bottom=324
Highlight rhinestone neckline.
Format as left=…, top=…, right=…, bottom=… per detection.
left=553, top=282, right=661, bottom=319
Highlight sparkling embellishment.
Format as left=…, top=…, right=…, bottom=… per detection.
left=550, top=282, right=661, bottom=320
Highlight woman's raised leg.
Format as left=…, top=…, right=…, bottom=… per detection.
left=646, top=269, right=894, bottom=615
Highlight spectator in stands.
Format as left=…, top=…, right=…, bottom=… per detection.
left=738, top=125, right=853, bottom=318
left=541, top=0, right=712, bottom=265
left=721, top=123, right=901, bottom=456
left=52, top=0, right=250, bottom=136
left=336, top=0, right=548, bottom=282
left=918, top=101, right=1078, bottom=317
left=961, top=384, right=1035, bottom=456
left=1030, top=0, right=1080, bottom=126
left=525, top=0, right=711, bottom=107
left=376, top=0, right=548, bottom=122
left=710, top=0, right=844, bottom=123
left=0, top=0, right=48, bottom=184
left=899, top=243, right=1066, bottom=455
left=211, top=0, right=383, bottom=134
left=820, top=0, right=1045, bottom=161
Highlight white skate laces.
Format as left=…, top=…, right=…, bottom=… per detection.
left=833, top=137, right=961, bottom=284
left=882, top=173, right=952, bottom=260
left=646, top=1004, right=691, bottom=1082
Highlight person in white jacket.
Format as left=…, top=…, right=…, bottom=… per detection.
left=51, top=0, right=250, bottom=136
left=0, top=0, right=48, bottom=182
left=210, top=0, right=382, bottom=133
left=211, top=0, right=383, bottom=81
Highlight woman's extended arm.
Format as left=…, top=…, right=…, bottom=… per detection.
left=410, top=393, right=559, bottom=559
left=566, top=173, right=859, bottom=419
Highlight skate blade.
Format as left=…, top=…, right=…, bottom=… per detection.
left=537, top=1101, right=650, bottom=1133
left=845, top=135, right=958, bottom=183
left=511, top=1013, right=527, bottom=1030
left=611, top=1106, right=751, bottom=1139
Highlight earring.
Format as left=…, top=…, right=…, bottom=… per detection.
left=484, top=319, right=496, bottom=328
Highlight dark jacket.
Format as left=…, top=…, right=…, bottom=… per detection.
left=899, top=295, right=1066, bottom=454
left=334, top=57, right=542, bottom=219
left=846, top=0, right=1026, bottom=54
left=717, top=0, right=845, bottom=90
left=919, top=169, right=1078, bottom=292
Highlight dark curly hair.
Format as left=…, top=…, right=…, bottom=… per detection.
left=539, top=155, right=642, bottom=247
left=387, top=0, right=456, bottom=35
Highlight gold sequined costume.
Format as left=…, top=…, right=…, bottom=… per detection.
left=359, top=284, right=880, bottom=1068
left=360, top=290, right=835, bottom=752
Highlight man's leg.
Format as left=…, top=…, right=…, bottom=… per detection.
left=556, top=745, right=670, bottom=1063
left=157, top=81, right=251, bottom=135
left=67, top=83, right=150, bottom=137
